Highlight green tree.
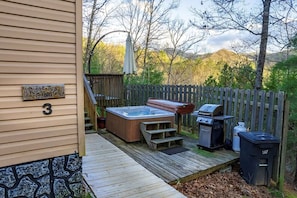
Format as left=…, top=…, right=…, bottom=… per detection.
left=87, top=42, right=125, bottom=74
left=204, top=64, right=256, bottom=89
left=125, top=64, right=164, bottom=85
left=217, top=64, right=235, bottom=87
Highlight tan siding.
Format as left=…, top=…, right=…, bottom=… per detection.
left=0, top=13, right=75, bottom=33
left=0, top=38, right=75, bottom=53
left=0, top=74, right=76, bottom=84
left=0, top=134, right=77, bottom=156
left=0, top=50, right=75, bottom=63
left=0, top=62, right=76, bottom=74
left=0, top=0, right=83, bottom=167
left=0, top=115, right=77, bottom=132
left=0, top=86, right=20, bottom=97
left=0, top=125, right=77, bottom=144
left=0, top=26, right=75, bottom=43
left=66, top=84, right=77, bottom=94
left=0, top=105, right=77, bottom=120
left=0, top=145, right=78, bottom=168
left=0, top=1, right=75, bottom=22
left=6, top=0, right=75, bottom=12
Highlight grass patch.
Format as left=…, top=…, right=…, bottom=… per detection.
left=269, top=188, right=284, bottom=198
left=180, top=130, right=198, bottom=139
left=283, top=187, right=297, bottom=198
left=192, top=147, right=216, bottom=158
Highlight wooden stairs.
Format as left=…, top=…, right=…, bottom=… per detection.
left=84, top=112, right=96, bottom=134
left=140, top=121, right=183, bottom=150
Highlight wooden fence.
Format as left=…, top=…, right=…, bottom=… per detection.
left=125, top=84, right=288, bottom=188
left=125, top=85, right=286, bottom=136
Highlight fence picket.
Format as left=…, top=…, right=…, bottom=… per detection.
left=238, top=89, right=245, bottom=123
left=266, top=91, right=275, bottom=132
left=258, top=90, right=266, bottom=131
left=275, top=92, right=285, bottom=138
left=233, top=89, right=239, bottom=122
left=244, top=89, right=251, bottom=129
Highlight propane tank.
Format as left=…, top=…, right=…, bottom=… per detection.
left=233, top=122, right=247, bottom=152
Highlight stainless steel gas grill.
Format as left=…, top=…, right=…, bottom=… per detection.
left=196, top=104, right=233, bottom=150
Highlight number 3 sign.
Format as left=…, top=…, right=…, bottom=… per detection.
left=42, top=103, right=52, bottom=115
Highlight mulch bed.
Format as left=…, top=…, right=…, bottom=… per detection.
left=173, top=171, right=273, bottom=198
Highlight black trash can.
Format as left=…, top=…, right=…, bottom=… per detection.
left=238, top=132, right=280, bottom=186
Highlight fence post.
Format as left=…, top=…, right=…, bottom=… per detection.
left=277, top=95, right=289, bottom=190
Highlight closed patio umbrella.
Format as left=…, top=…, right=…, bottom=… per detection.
left=123, top=34, right=137, bottom=75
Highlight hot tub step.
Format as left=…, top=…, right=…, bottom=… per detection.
left=140, top=121, right=172, bottom=131
left=141, top=121, right=172, bottom=125
left=151, top=136, right=183, bottom=150
left=140, top=121, right=183, bottom=150
left=146, top=128, right=177, bottom=135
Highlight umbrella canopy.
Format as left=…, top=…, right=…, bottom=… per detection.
left=123, top=34, right=137, bottom=74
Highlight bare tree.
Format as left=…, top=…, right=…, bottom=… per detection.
left=163, top=19, right=204, bottom=84
left=116, top=0, right=179, bottom=83
left=116, top=1, right=148, bottom=63
left=83, top=0, right=115, bottom=73
left=191, top=0, right=297, bottom=89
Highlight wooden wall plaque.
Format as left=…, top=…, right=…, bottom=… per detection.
left=22, top=84, right=65, bottom=101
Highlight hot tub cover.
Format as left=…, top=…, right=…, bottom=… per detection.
left=146, top=98, right=195, bottom=114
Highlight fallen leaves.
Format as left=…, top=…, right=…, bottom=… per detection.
left=173, top=171, right=272, bottom=198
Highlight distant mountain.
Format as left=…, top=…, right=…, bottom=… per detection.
left=167, top=47, right=293, bottom=68
left=200, top=49, right=253, bottom=67
left=245, top=50, right=296, bottom=67
left=200, top=49, right=294, bottom=68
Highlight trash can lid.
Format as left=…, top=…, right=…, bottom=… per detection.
left=238, top=131, right=280, bottom=144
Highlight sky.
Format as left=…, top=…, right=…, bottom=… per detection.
left=100, top=0, right=253, bottom=53
left=173, top=0, right=259, bottom=53
left=99, top=0, right=290, bottom=54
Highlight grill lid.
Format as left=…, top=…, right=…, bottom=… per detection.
left=198, top=104, right=223, bottom=117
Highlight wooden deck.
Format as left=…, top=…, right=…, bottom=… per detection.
left=82, top=134, right=186, bottom=198
left=99, top=130, right=239, bottom=184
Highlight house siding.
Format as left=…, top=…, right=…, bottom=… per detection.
left=0, top=0, right=84, bottom=169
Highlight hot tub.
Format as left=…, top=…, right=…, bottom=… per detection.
left=106, top=106, right=175, bottom=142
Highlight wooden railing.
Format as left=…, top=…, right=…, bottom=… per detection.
left=83, top=75, right=98, bottom=131
left=85, top=74, right=124, bottom=111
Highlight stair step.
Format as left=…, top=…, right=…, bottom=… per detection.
left=151, top=136, right=183, bottom=144
left=85, top=123, right=93, bottom=128
left=85, top=129, right=97, bottom=134
left=150, top=136, right=183, bottom=150
left=145, top=128, right=176, bottom=135
left=85, top=117, right=91, bottom=121
left=141, top=120, right=172, bottom=125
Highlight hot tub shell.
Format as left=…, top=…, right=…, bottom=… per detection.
left=106, top=106, right=175, bottom=142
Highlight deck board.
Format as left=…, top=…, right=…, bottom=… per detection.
left=99, top=131, right=239, bottom=184
left=83, top=134, right=186, bottom=198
